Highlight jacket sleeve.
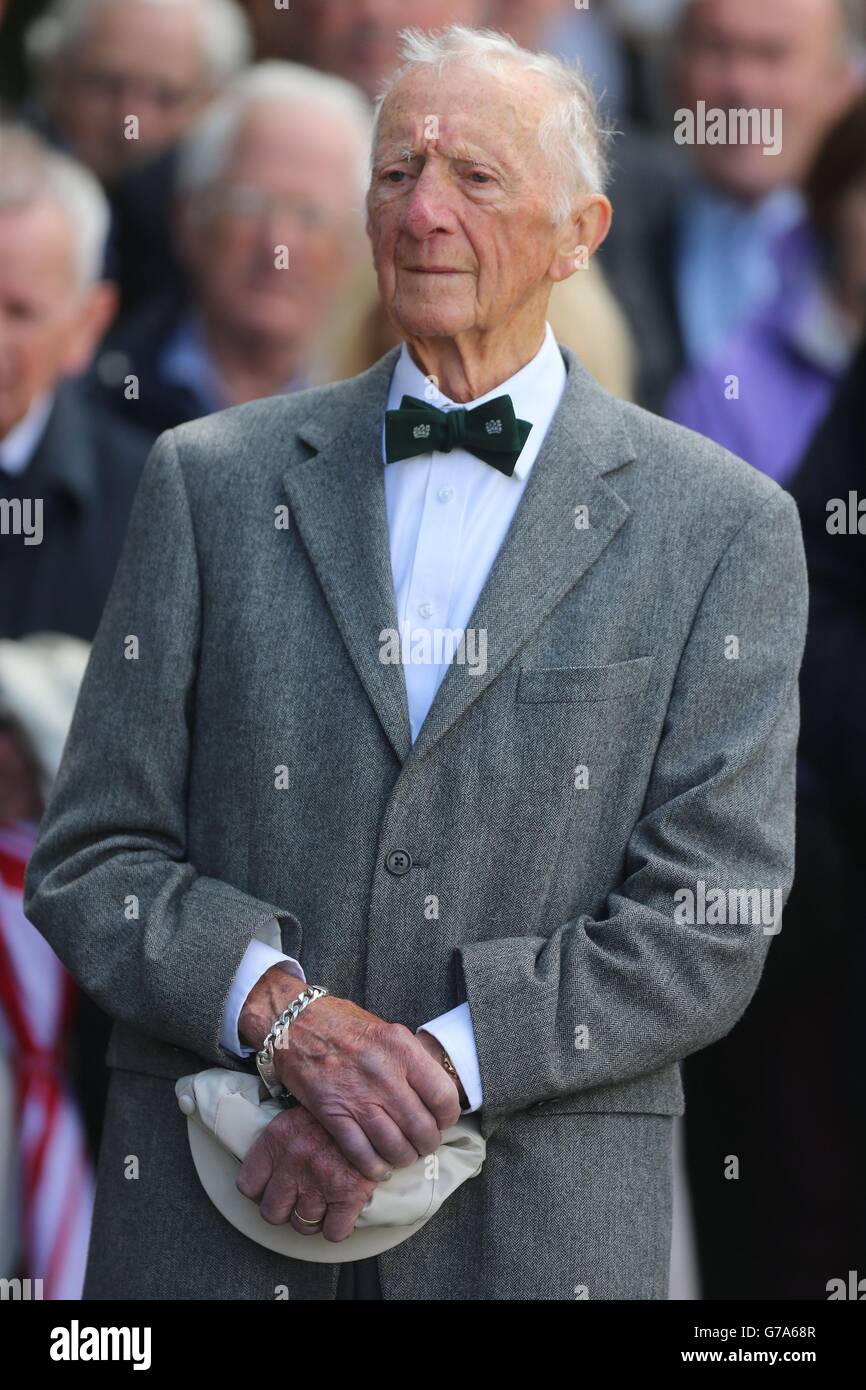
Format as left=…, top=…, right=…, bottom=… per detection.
left=457, top=487, right=809, bottom=1119
left=23, top=428, right=301, bottom=1068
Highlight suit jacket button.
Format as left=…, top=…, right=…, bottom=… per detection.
left=385, top=849, right=412, bottom=876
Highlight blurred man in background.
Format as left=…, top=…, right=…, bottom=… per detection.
left=601, top=0, right=862, bottom=410
left=0, top=125, right=152, bottom=1173
left=23, top=0, right=253, bottom=312
left=667, top=95, right=866, bottom=483
left=0, top=125, right=150, bottom=642
left=25, top=0, right=250, bottom=181
left=90, top=62, right=372, bottom=440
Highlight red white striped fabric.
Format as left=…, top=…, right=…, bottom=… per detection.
left=0, top=821, right=94, bottom=1299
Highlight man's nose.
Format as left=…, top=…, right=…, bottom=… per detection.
left=402, top=167, right=454, bottom=237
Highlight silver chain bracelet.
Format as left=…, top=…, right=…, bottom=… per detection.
left=255, top=985, right=329, bottom=1102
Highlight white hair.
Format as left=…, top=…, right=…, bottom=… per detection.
left=175, top=61, right=374, bottom=217
left=0, top=124, right=110, bottom=287
left=371, top=25, right=613, bottom=224
left=26, top=0, right=252, bottom=87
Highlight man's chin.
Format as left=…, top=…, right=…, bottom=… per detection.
left=228, top=307, right=306, bottom=342
left=391, top=301, right=475, bottom=341
left=696, top=151, right=787, bottom=204
left=0, top=402, right=27, bottom=440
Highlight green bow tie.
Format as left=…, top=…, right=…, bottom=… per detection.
left=384, top=393, right=532, bottom=477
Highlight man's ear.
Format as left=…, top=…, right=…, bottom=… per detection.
left=548, top=194, right=613, bottom=284
left=64, top=280, right=120, bottom=378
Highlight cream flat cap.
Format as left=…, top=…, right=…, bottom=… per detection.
left=175, top=1068, right=485, bottom=1263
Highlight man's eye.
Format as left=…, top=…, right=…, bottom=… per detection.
left=467, top=171, right=493, bottom=185
left=383, top=170, right=408, bottom=184
left=6, top=301, right=39, bottom=322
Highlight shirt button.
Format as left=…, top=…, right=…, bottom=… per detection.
left=385, top=849, right=412, bottom=876
left=437, top=486, right=455, bottom=503
left=418, top=601, right=434, bottom=619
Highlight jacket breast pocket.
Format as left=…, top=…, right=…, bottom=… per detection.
left=517, top=656, right=652, bottom=705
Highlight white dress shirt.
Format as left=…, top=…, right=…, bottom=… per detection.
left=220, top=321, right=567, bottom=1114
left=0, top=391, right=55, bottom=477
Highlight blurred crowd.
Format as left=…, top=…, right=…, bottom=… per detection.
left=0, top=0, right=864, bottom=1301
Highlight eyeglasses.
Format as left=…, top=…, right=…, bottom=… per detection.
left=70, top=65, right=199, bottom=113
left=205, top=185, right=343, bottom=232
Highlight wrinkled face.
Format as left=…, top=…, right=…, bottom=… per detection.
left=677, top=0, right=854, bottom=198
left=288, top=0, right=485, bottom=98
left=183, top=102, right=364, bottom=346
left=47, top=0, right=212, bottom=181
left=0, top=200, right=95, bottom=437
left=367, top=65, right=569, bottom=341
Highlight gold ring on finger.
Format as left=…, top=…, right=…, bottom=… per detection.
left=292, top=1208, right=324, bottom=1227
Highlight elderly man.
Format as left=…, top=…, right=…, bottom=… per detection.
left=26, top=26, right=807, bottom=1301
left=0, top=123, right=152, bottom=1172
left=0, top=124, right=150, bottom=642
left=252, top=0, right=636, bottom=403
left=90, top=62, right=372, bottom=441
left=25, top=0, right=251, bottom=183
left=22, top=0, right=252, bottom=312
left=601, top=0, right=863, bottom=410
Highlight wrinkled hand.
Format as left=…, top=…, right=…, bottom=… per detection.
left=236, top=1102, right=377, bottom=1243
left=275, top=996, right=462, bottom=1181
left=239, top=968, right=462, bottom=1181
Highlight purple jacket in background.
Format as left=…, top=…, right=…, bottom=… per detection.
left=665, top=276, right=854, bottom=489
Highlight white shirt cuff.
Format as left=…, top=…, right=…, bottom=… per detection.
left=417, top=1001, right=483, bottom=1113
left=220, top=940, right=305, bottom=1058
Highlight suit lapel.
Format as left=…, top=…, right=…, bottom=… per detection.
left=280, top=341, right=636, bottom=768
left=280, top=347, right=414, bottom=765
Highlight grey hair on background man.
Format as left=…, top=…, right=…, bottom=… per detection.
left=175, top=61, right=374, bottom=217
left=0, top=124, right=110, bottom=287
left=371, top=25, right=613, bottom=225
left=26, top=0, right=252, bottom=86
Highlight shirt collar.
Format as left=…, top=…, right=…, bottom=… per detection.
left=161, top=311, right=228, bottom=415
left=385, top=320, right=565, bottom=481
left=0, top=390, right=56, bottom=477
left=683, top=181, right=806, bottom=235
left=161, top=309, right=310, bottom=412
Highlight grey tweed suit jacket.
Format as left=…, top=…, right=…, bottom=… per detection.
left=24, top=341, right=808, bottom=1300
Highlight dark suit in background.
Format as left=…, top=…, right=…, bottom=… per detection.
left=683, top=340, right=866, bottom=1299
left=0, top=379, right=151, bottom=641
left=0, top=378, right=152, bottom=1159
left=791, top=341, right=866, bottom=1281
left=90, top=293, right=207, bottom=445
left=104, top=147, right=187, bottom=318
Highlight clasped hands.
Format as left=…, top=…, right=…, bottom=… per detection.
left=235, top=965, right=464, bottom=1243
